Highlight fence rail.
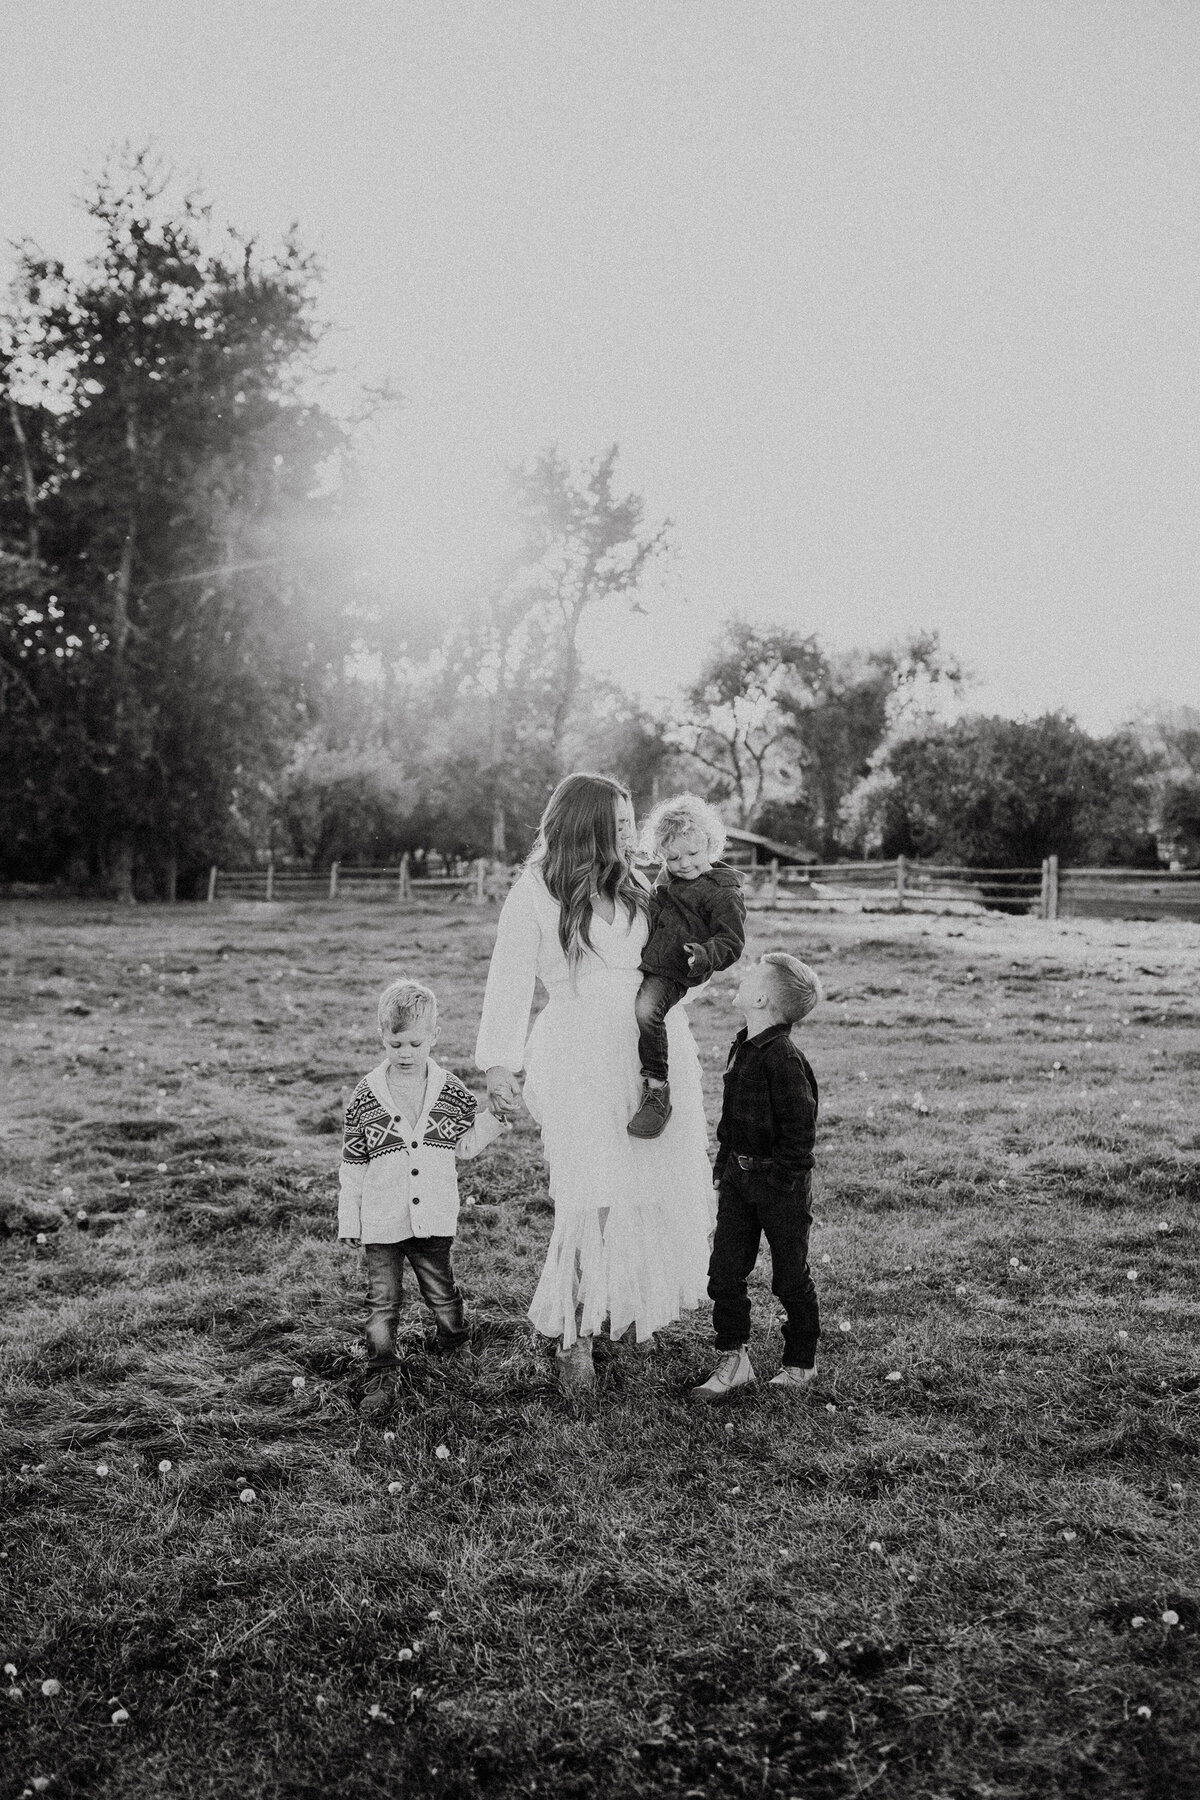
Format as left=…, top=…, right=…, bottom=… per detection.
left=205, top=853, right=1200, bottom=922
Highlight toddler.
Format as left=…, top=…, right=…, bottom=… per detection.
left=627, top=794, right=746, bottom=1139
left=692, top=951, right=822, bottom=1402
left=338, top=978, right=504, bottom=1395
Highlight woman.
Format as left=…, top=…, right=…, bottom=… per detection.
left=475, top=772, right=716, bottom=1393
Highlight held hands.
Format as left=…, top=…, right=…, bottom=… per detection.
left=486, top=1065, right=524, bottom=1122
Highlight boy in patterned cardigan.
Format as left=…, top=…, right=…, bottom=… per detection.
left=339, top=978, right=505, bottom=1379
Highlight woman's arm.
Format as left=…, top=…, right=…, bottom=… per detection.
left=474, top=872, right=542, bottom=1093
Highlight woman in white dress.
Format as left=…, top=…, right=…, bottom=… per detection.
left=475, top=772, right=716, bottom=1393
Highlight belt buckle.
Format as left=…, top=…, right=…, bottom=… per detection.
left=735, top=1153, right=753, bottom=1171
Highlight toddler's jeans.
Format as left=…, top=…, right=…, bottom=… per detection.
left=707, top=1164, right=820, bottom=1368
left=634, top=973, right=688, bottom=1083
left=364, top=1237, right=469, bottom=1366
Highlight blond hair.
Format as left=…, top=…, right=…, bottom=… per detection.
left=378, top=979, right=437, bottom=1035
left=642, top=792, right=727, bottom=860
left=761, top=952, right=821, bottom=1023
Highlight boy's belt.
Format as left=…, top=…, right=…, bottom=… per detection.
left=734, top=1153, right=773, bottom=1171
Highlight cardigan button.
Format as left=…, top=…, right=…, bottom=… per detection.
left=412, top=1197, right=420, bottom=1206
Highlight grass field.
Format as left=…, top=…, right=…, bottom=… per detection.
left=2, top=895, right=1199, bottom=1800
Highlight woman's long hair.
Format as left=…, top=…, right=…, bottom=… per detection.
left=529, top=772, right=649, bottom=966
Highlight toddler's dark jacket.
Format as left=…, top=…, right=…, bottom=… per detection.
left=640, top=863, right=746, bottom=986
left=713, top=1022, right=819, bottom=1194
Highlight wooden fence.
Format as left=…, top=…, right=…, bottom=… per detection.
left=206, top=853, right=1200, bottom=922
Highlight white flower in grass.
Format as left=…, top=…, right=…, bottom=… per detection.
left=426, top=1609, right=442, bottom=1621
left=1061, top=1530, right=1077, bottom=1542
left=110, top=1708, right=129, bottom=1725
left=955, top=1284, right=967, bottom=1296
left=158, top=1460, right=172, bottom=1474
left=1163, top=1610, right=1179, bottom=1626
left=383, top=1431, right=396, bottom=1443
left=35, top=1234, right=47, bottom=1246
left=868, top=1541, right=884, bottom=1556
left=291, top=1376, right=306, bottom=1390
left=239, top=1488, right=256, bottom=1505
left=825, top=1403, right=837, bottom=1413
left=812, top=1647, right=829, bottom=1664
left=724, top=1422, right=734, bottom=1436
left=1136, top=1705, right=1152, bottom=1719
left=156, top=1163, right=168, bottom=1174
left=61, top=1185, right=73, bottom=1198
left=315, top=1694, right=328, bottom=1710
left=1131, top=1616, right=1146, bottom=1629
left=1117, top=1331, right=1128, bottom=1342
left=885, top=1371, right=902, bottom=1383
left=39, top=1680, right=61, bottom=1698
left=434, top=1444, right=451, bottom=1461
left=3, top=1664, right=16, bottom=1678
left=820, top=1253, right=831, bottom=1264
left=95, top=1464, right=108, bottom=1478
left=1157, top=1221, right=1171, bottom=1234
left=1126, top=1269, right=1138, bottom=1282
left=396, top=1648, right=413, bottom=1662
left=31, top=1778, right=52, bottom=1792
left=387, top=1482, right=404, bottom=1496
left=838, top=1320, right=851, bottom=1333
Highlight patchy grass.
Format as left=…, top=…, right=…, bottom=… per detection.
left=2, top=898, right=1199, bottom=1799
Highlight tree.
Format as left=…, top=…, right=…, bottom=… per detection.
left=847, top=714, right=1160, bottom=867
left=675, top=621, right=825, bottom=825
left=0, top=149, right=350, bottom=897
left=772, top=631, right=965, bottom=856
left=451, top=445, right=669, bottom=853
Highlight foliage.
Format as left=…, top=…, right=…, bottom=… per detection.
left=0, top=149, right=351, bottom=897
left=674, top=620, right=825, bottom=825
left=849, top=713, right=1161, bottom=867
left=1160, top=778, right=1200, bottom=867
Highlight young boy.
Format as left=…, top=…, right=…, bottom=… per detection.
left=338, top=978, right=504, bottom=1390
left=627, top=794, right=746, bottom=1139
left=692, top=951, right=822, bottom=1402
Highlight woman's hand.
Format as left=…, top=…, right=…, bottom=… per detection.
left=486, top=1065, right=524, bottom=1121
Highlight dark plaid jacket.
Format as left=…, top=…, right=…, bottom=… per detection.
left=640, top=863, right=746, bottom=986
left=713, top=1022, right=819, bottom=1193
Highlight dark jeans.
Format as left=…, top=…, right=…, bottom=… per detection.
left=364, top=1238, right=468, bottom=1366
left=708, top=1165, right=820, bottom=1368
left=634, top=973, right=688, bottom=1083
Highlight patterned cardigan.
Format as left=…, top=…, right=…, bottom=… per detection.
left=337, top=1057, right=504, bottom=1243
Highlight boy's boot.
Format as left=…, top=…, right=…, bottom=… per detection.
left=556, top=1334, right=596, bottom=1396
left=627, top=1080, right=672, bottom=1139
left=768, top=1365, right=815, bottom=1392
left=690, top=1346, right=755, bottom=1403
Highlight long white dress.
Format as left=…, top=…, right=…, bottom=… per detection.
left=474, top=867, right=716, bottom=1346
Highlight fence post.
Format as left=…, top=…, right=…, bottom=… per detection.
left=474, top=858, right=486, bottom=903
left=266, top=859, right=274, bottom=902
left=1048, top=854, right=1059, bottom=921
left=207, top=865, right=218, bottom=904
left=329, top=861, right=339, bottom=900
left=769, top=857, right=779, bottom=908
left=399, top=852, right=410, bottom=901
left=896, top=854, right=907, bottom=910
left=1039, top=859, right=1049, bottom=919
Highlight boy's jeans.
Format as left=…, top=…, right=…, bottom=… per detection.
left=634, top=973, right=688, bottom=1082
left=364, top=1238, right=469, bottom=1366
left=707, top=1165, right=820, bottom=1369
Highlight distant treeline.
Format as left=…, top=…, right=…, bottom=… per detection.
left=3, top=155, right=1198, bottom=899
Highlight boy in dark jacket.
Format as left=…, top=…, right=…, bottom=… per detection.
left=692, top=950, right=822, bottom=1402
left=628, top=794, right=746, bottom=1139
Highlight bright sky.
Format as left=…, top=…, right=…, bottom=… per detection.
left=5, top=0, right=1199, bottom=729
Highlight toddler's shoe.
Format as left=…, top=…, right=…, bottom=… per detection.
left=690, top=1346, right=755, bottom=1403
left=627, top=1080, right=672, bottom=1138
left=768, top=1365, right=815, bottom=1392
left=556, top=1335, right=596, bottom=1397
left=360, top=1372, right=395, bottom=1416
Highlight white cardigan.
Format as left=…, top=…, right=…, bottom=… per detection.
left=337, top=1057, right=504, bottom=1243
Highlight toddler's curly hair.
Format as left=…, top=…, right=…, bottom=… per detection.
left=641, top=792, right=728, bottom=860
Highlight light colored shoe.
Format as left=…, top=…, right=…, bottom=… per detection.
left=556, top=1335, right=596, bottom=1396
left=768, top=1365, right=816, bottom=1392
left=690, top=1346, right=755, bottom=1403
